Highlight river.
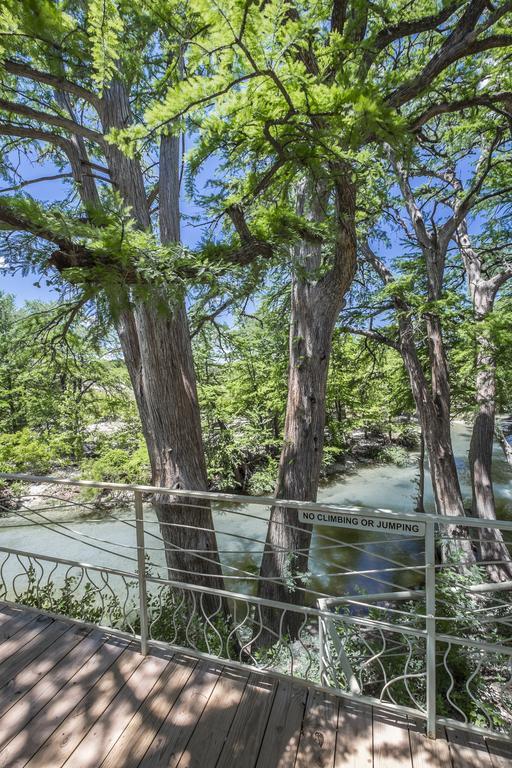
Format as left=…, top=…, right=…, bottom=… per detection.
left=1, top=422, right=510, bottom=601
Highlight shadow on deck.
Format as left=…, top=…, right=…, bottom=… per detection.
left=0, top=603, right=509, bottom=767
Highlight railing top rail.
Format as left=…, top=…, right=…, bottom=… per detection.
left=3, top=472, right=512, bottom=531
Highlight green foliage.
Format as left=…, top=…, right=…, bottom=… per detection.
left=0, top=293, right=140, bottom=476
left=87, top=0, right=125, bottom=93
left=10, top=566, right=124, bottom=626
left=0, top=428, right=54, bottom=474
left=330, top=558, right=512, bottom=731
left=376, top=445, right=413, bottom=468
left=81, top=437, right=150, bottom=484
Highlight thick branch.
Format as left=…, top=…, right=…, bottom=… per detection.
left=2, top=59, right=100, bottom=108
left=0, top=122, right=75, bottom=152
left=339, top=324, right=399, bottom=350
left=0, top=198, right=90, bottom=263
left=390, top=152, right=431, bottom=249
left=360, top=240, right=394, bottom=284
left=0, top=98, right=104, bottom=144
left=440, top=133, right=502, bottom=245
left=387, top=1, right=510, bottom=109
left=226, top=203, right=274, bottom=263
left=0, top=123, right=95, bottom=195
left=361, top=1, right=462, bottom=75
left=411, top=92, right=512, bottom=131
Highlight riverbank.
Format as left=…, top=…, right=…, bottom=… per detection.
left=1, top=421, right=510, bottom=529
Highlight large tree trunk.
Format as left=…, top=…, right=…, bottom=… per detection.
left=121, top=303, right=224, bottom=592
left=101, top=85, right=224, bottom=605
left=256, top=176, right=357, bottom=646
left=397, top=313, right=475, bottom=562
left=469, top=289, right=512, bottom=580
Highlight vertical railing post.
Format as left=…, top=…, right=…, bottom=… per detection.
left=318, top=614, right=325, bottom=685
left=425, top=518, right=436, bottom=738
left=134, top=490, right=149, bottom=656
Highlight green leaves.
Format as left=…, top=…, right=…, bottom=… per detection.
left=87, top=0, right=125, bottom=94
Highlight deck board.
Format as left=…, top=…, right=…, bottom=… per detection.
left=23, top=640, right=137, bottom=768
left=216, top=673, right=277, bottom=768
left=487, top=738, right=512, bottom=768
left=0, top=603, right=509, bottom=768
left=335, top=699, right=373, bottom=767
left=407, top=718, right=452, bottom=768
left=295, top=687, right=338, bottom=767
left=447, top=726, right=494, bottom=768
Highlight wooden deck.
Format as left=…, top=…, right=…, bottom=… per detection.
left=0, top=604, right=509, bottom=767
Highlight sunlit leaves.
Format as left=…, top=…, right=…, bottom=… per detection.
left=87, top=0, right=125, bottom=94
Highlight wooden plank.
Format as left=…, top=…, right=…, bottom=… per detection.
left=175, top=666, right=249, bottom=768
left=295, top=687, right=338, bottom=768
left=58, top=652, right=169, bottom=768
left=255, top=679, right=308, bottom=768
left=335, top=698, right=373, bottom=768
left=373, top=708, right=413, bottom=768
left=407, top=718, right=452, bottom=768
left=0, top=605, right=36, bottom=641
left=0, top=628, right=108, bottom=751
left=0, top=617, right=71, bottom=688
left=0, top=623, right=90, bottom=717
left=0, top=603, right=19, bottom=626
left=487, top=738, right=512, bottom=768
left=447, top=727, right=493, bottom=768
left=100, top=653, right=198, bottom=768
left=21, top=641, right=142, bottom=768
left=139, top=660, right=225, bottom=768
left=216, top=673, right=277, bottom=768
left=0, top=613, right=51, bottom=661
left=0, top=633, right=130, bottom=767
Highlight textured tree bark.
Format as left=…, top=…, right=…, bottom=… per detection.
left=496, top=425, right=512, bottom=468
left=415, top=429, right=425, bottom=514
left=99, top=85, right=224, bottom=602
left=396, top=312, right=475, bottom=562
left=118, top=303, right=225, bottom=597
left=256, top=176, right=357, bottom=645
left=468, top=290, right=512, bottom=580
left=455, top=225, right=512, bottom=580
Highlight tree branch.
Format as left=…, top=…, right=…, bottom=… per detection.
left=226, top=203, right=274, bottom=264
left=386, top=1, right=510, bottom=109
left=360, top=240, right=394, bottom=284
left=0, top=173, right=73, bottom=194
left=411, top=92, right=512, bottom=131
left=2, top=59, right=100, bottom=108
left=0, top=98, right=104, bottom=145
left=439, top=132, right=502, bottom=244
left=339, top=324, right=399, bottom=350
left=0, top=122, right=75, bottom=151
left=0, top=198, right=91, bottom=264
left=361, top=1, right=462, bottom=75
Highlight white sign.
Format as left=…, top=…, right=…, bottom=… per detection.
left=298, top=510, right=425, bottom=537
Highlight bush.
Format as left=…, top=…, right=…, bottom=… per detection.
left=0, top=428, right=54, bottom=474
left=80, top=437, right=150, bottom=484
left=376, top=444, right=413, bottom=467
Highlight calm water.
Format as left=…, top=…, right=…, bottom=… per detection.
left=1, top=423, right=510, bottom=600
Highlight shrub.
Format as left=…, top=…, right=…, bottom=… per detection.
left=80, top=437, right=150, bottom=484
left=376, top=444, right=413, bottom=467
left=0, top=428, right=54, bottom=474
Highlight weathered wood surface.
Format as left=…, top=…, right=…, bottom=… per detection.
left=0, top=603, right=509, bottom=768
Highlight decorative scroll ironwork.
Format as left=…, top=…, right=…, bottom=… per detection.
left=0, top=548, right=138, bottom=635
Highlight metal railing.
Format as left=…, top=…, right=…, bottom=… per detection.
left=0, top=472, right=511, bottom=741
